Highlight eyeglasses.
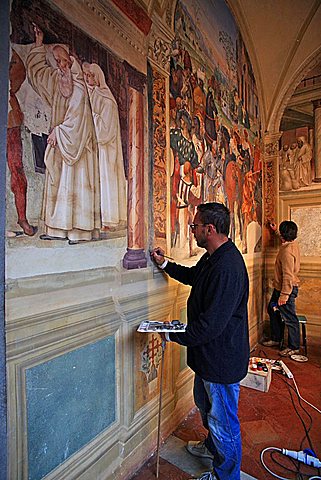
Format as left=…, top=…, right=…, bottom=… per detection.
left=189, top=223, right=209, bottom=230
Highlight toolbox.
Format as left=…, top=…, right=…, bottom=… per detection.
left=240, top=357, right=272, bottom=392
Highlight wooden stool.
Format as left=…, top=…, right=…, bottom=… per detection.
left=297, top=315, right=308, bottom=356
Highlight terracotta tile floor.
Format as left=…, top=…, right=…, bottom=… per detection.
left=130, top=342, right=321, bottom=479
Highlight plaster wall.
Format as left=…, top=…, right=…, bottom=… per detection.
left=5, top=0, right=264, bottom=479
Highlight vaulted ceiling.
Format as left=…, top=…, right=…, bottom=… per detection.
left=218, top=0, right=321, bottom=132
left=135, top=0, right=321, bottom=132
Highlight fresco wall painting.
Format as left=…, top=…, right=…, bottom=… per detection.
left=7, top=0, right=136, bottom=248
left=168, top=0, right=262, bottom=257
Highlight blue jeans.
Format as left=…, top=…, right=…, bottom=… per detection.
left=268, top=287, right=300, bottom=350
left=193, top=375, right=242, bottom=480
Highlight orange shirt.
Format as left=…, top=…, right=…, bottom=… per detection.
left=273, top=240, right=300, bottom=302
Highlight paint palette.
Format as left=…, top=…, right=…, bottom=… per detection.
left=137, top=320, right=187, bottom=333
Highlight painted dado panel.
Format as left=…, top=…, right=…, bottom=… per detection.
left=26, top=337, right=116, bottom=480
left=291, top=206, right=321, bottom=257
left=279, top=188, right=321, bottom=257
left=6, top=273, right=196, bottom=480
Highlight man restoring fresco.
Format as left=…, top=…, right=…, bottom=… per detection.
left=151, top=202, right=250, bottom=480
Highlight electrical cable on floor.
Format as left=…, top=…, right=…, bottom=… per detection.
left=260, top=362, right=321, bottom=479
left=255, top=349, right=319, bottom=453
left=278, top=366, right=320, bottom=460
left=286, top=382, right=315, bottom=479
left=279, top=374, right=315, bottom=454
left=293, top=377, right=321, bottom=415
left=261, top=447, right=321, bottom=480
left=270, top=450, right=304, bottom=478
left=260, top=447, right=291, bottom=480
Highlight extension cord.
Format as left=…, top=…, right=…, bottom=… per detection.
left=282, top=449, right=321, bottom=468
left=279, top=360, right=293, bottom=378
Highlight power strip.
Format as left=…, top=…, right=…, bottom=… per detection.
left=279, top=360, right=293, bottom=378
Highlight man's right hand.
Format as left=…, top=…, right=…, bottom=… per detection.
left=150, top=248, right=166, bottom=266
left=270, top=223, right=277, bottom=231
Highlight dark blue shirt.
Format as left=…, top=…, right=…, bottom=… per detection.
left=165, top=239, right=249, bottom=384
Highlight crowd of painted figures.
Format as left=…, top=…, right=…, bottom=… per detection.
left=168, top=45, right=262, bottom=255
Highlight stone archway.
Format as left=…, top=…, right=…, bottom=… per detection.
left=262, top=48, right=321, bottom=243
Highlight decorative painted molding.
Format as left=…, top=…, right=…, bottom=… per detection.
left=175, top=283, right=191, bottom=311
left=148, top=36, right=171, bottom=71
left=263, top=160, right=276, bottom=224
left=6, top=297, right=119, bottom=360
left=165, top=4, right=172, bottom=27
left=88, top=0, right=147, bottom=54
left=110, top=0, right=152, bottom=35
left=263, top=132, right=282, bottom=231
left=53, top=0, right=148, bottom=72
left=151, top=67, right=168, bottom=244
left=264, top=141, right=279, bottom=158
left=147, top=9, right=174, bottom=72
left=114, top=282, right=178, bottom=324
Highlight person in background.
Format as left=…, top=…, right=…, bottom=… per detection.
left=151, top=202, right=249, bottom=480
left=262, top=221, right=301, bottom=356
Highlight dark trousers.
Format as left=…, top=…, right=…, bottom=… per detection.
left=268, top=287, right=300, bottom=350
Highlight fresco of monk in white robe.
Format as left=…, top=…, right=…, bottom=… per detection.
left=83, top=62, right=127, bottom=230
left=27, top=25, right=101, bottom=244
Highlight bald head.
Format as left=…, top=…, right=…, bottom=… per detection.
left=53, top=45, right=72, bottom=74
left=53, top=46, right=73, bottom=98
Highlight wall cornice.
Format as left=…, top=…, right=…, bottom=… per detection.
left=52, top=0, right=148, bottom=73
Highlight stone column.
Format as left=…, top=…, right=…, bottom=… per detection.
left=262, top=132, right=282, bottom=248
left=313, top=100, right=321, bottom=182
left=123, top=87, right=147, bottom=269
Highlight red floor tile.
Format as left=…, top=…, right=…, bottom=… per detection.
left=129, top=345, right=321, bottom=480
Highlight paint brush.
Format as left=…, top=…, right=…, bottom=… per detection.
left=150, top=250, right=174, bottom=261
left=159, top=253, right=174, bottom=260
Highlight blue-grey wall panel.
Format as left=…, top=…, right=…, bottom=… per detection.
left=26, top=336, right=116, bottom=480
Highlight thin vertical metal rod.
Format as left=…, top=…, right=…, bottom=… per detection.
left=156, top=340, right=166, bottom=478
